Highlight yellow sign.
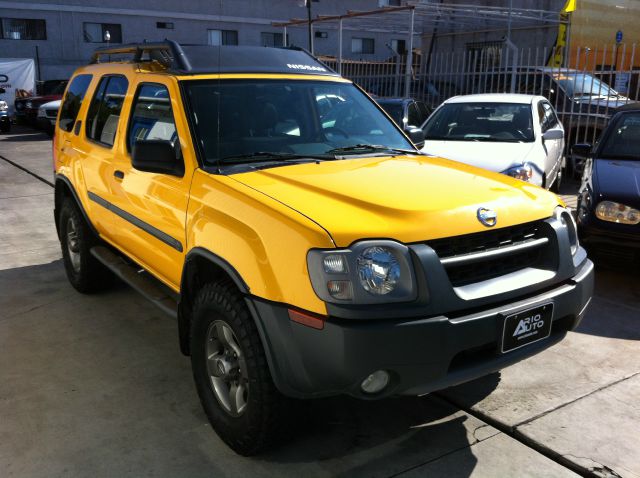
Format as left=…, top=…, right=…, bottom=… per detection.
left=548, top=0, right=576, bottom=67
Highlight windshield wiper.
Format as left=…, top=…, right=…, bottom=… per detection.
left=326, top=144, right=421, bottom=155
left=219, top=151, right=333, bottom=164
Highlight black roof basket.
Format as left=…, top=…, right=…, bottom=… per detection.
left=89, top=40, right=338, bottom=77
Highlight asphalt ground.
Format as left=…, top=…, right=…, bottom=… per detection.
left=1, top=125, right=638, bottom=478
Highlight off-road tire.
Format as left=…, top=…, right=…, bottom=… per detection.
left=190, top=281, right=287, bottom=456
left=58, top=197, right=112, bottom=293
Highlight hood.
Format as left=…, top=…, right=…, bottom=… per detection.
left=16, top=94, right=62, bottom=105
left=232, top=155, right=560, bottom=246
left=39, top=100, right=61, bottom=109
left=421, top=141, right=536, bottom=172
left=576, top=96, right=632, bottom=111
left=594, top=159, right=640, bottom=208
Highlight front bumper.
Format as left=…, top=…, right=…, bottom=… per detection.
left=250, top=257, right=594, bottom=399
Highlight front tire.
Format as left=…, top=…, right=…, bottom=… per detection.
left=58, top=197, right=111, bottom=293
left=190, top=281, right=287, bottom=456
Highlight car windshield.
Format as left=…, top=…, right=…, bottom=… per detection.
left=422, top=102, right=534, bottom=142
left=600, top=112, right=640, bottom=160
left=551, top=72, right=617, bottom=98
left=377, top=102, right=404, bottom=126
left=182, top=79, right=414, bottom=170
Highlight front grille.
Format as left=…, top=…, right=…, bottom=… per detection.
left=427, top=220, right=549, bottom=287
left=45, top=109, right=58, bottom=118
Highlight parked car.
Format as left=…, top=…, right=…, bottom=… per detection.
left=37, top=99, right=60, bottom=135
left=14, top=80, right=67, bottom=125
left=375, top=97, right=432, bottom=131
left=574, top=103, right=640, bottom=262
left=420, top=94, right=565, bottom=191
left=54, top=41, right=593, bottom=456
left=0, top=87, right=10, bottom=133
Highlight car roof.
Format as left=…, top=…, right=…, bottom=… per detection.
left=376, top=98, right=413, bottom=105
left=87, top=41, right=340, bottom=78
left=444, top=93, right=539, bottom=104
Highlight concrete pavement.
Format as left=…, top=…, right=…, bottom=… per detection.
left=1, top=126, right=638, bottom=477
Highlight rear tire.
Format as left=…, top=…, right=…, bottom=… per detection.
left=190, top=281, right=287, bottom=456
left=58, top=197, right=112, bottom=293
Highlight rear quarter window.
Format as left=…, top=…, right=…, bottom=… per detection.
left=58, top=74, right=92, bottom=132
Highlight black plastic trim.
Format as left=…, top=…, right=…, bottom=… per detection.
left=87, top=191, right=183, bottom=252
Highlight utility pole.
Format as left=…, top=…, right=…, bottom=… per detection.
left=306, top=0, right=313, bottom=53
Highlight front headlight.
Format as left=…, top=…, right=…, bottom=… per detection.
left=0, top=101, right=7, bottom=112
left=595, top=201, right=640, bottom=225
left=555, top=206, right=579, bottom=255
left=307, top=240, right=417, bottom=304
left=503, top=164, right=533, bottom=182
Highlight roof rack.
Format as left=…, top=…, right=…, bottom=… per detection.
left=89, top=40, right=339, bottom=77
left=90, top=40, right=191, bottom=72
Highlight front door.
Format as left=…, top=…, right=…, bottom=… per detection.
left=108, top=79, right=192, bottom=289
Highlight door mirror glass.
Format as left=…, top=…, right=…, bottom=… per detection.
left=132, top=139, right=184, bottom=177
left=571, top=143, right=592, bottom=156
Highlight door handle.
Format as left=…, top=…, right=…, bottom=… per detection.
left=74, top=120, right=82, bottom=136
left=114, top=170, right=124, bottom=180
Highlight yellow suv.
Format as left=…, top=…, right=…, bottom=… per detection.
left=54, top=41, right=594, bottom=455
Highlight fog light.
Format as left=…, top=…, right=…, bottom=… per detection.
left=360, top=370, right=390, bottom=394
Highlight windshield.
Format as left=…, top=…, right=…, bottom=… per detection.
left=600, top=112, right=640, bottom=160
left=551, top=73, right=617, bottom=98
left=183, top=79, right=414, bottom=170
left=423, top=102, right=534, bottom=142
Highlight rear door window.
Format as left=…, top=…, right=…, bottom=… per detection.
left=58, top=74, right=92, bottom=132
left=85, top=75, right=129, bottom=147
left=127, top=83, right=180, bottom=154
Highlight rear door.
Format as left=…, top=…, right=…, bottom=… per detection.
left=79, top=74, right=129, bottom=236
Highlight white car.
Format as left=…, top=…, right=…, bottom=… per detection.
left=420, top=94, right=565, bottom=191
left=37, top=99, right=61, bottom=134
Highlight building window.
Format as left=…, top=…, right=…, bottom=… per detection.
left=315, top=31, right=328, bottom=39
left=379, top=0, right=401, bottom=6
left=0, top=18, right=46, bottom=40
left=352, top=37, right=374, bottom=54
left=156, top=22, right=174, bottom=30
left=208, top=29, right=238, bottom=46
left=261, top=32, right=287, bottom=47
left=390, top=39, right=406, bottom=55
left=83, top=23, right=122, bottom=43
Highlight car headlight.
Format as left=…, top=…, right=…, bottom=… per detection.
left=25, top=101, right=33, bottom=109
left=595, top=201, right=640, bottom=225
left=503, top=164, right=533, bottom=182
left=307, top=240, right=417, bottom=304
left=554, top=206, right=579, bottom=255
left=0, top=101, right=7, bottom=112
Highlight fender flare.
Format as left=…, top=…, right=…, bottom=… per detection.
left=54, top=174, right=99, bottom=238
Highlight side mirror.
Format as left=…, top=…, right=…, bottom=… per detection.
left=542, top=129, right=564, bottom=141
left=132, top=139, right=184, bottom=177
left=404, top=125, right=425, bottom=149
left=571, top=143, right=592, bottom=156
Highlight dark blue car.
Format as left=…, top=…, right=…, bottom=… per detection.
left=574, top=103, right=640, bottom=262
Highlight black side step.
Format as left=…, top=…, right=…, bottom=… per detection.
left=91, top=246, right=178, bottom=318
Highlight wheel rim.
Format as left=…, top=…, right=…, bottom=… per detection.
left=66, top=217, right=81, bottom=273
left=205, top=320, right=249, bottom=417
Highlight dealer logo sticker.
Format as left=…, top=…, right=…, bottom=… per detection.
left=513, top=313, right=545, bottom=341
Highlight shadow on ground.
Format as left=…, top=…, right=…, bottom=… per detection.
left=0, top=259, right=500, bottom=477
